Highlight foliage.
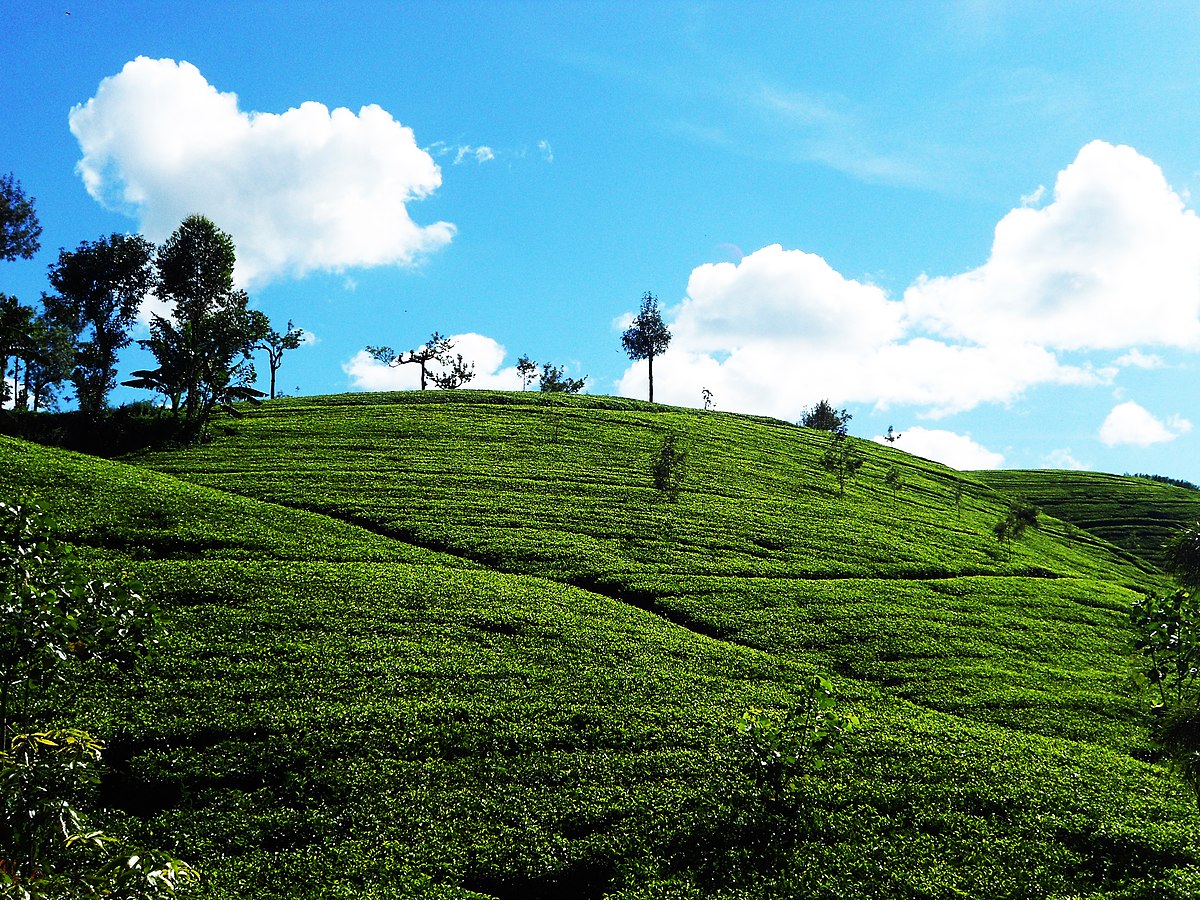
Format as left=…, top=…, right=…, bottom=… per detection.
left=254, top=321, right=304, bottom=401
left=820, top=431, right=864, bottom=496
left=1163, top=523, right=1200, bottom=587
left=0, top=503, right=193, bottom=899
left=800, top=399, right=851, bottom=434
left=735, top=674, right=857, bottom=812
left=13, top=308, right=73, bottom=414
left=45, top=234, right=155, bottom=416
left=994, top=500, right=1039, bottom=550
left=0, top=500, right=161, bottom=737
left=1131, top=588, right=1200, bottom=808
left=366, top=332, right=455, bottom=391
left=884, top=464, right=905, bottom=500
left=1, top=393, right=1194, bottom=898
left=976, top=468, right=1200, bottom=569
left=621, top=291, right=671, bottom=402
left=537, top=363, right=585, bottom=393
left=1133, top=473, right=1200, bottom=492
left=652, top=431, right=687, bottom=501
left=515, top=355, right=537, bottom=391
left=0, top=175, right=41, bottom=263
left=126, top=216, right=268, bottom=435
left=431, top=353, right=475, bottom=390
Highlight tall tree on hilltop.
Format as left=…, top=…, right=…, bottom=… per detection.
left=0, top=173, right=41, bottom=262
left=125, top=215, right=268, bottom=434
left=622, top=291, right=671, bottom=403
left=45, top=233, right=155, bottom=416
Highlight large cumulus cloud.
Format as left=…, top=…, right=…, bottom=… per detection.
left=70, top=57, right=454, bottom=287
left=618, top=140, right=1199, bottom=431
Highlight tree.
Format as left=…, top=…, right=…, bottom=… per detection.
left=1131, top=588, right=1200, bottom=809
left=702, top=387, right=715, bottom=411
left=1163, top=523, right=1200, bottom=587
left=884, top=465, right=905, bottom=501
left=19, top=306, right=74, bottom=413
left=820, top=431, right=864, bottom=496
left=516, top=355, right=538, bottom=390
left=366, top=332, right=455, bottom=391
left=538, top=363, right=585, bottom=394
left=0, top=295, right=37, bottom=408
left=126, top=216, right=269, bottom=434
left=733, top=675, right=858, bottom=858
left=801, top=400, right=851, bottom=434
left=45, top=233, right=155, bottom=416
left=883, top=425, right=901, bottom=444
left=0, top=174, right=41, bottom=262
left=653, top=431, right=687, bottom=501
left=621, top=291, right=671, bottom=403
left=255, top=320, right=304, bottom=400
left=432, top=353, right=475, bottom=390
left=993, top=500, right=1038, bottom=551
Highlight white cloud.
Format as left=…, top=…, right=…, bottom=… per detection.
left=1043, top=448, right=1090, bottom=470
left=1099, top=401, right=1193, bottom=447
left=904, top=141, right=1200, bottom=351
left=1114, top=348, right=1165, bottom=369
left=1020, top=184, right=1046, bottom=207
left=538, top=139, right=554, bottom=162
left=875, top=426, right=1004, bottom=470
left=343, top=333, right=522, bottom=392
left=616, top=243, right=1104, bottom=419
left=616, top=141, right=1200, bottom=424
left=70, top=57, right=455, bottom=288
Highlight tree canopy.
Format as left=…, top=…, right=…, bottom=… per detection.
left=45, top=233, right=155, bottom=416
left=126, top=215, right=268, bottom=434
left=621, top=291, right=671, bottom=403
left=0, top=173, right=42, bottom=262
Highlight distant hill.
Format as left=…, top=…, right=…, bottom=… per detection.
left=976, top=468, right=1200, bottom=568
left=1, top=391, right=1196, bottom=899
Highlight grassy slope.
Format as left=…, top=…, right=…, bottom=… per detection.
left=2, top=392, right=1197, bottom=899
left=976, top=469, right=1200, bottom=567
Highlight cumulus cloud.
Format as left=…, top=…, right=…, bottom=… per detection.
left=904, top=141, right=1200, bottom=351
left=874, top=426, right=1004, bottom=470
left=343, top=333, right=522, bottom=392
left=617, top=141, right=1200, bottom=424
left=617, top=244, right=1105, bottom=420
left=70, top=57, right=455, bottom=287
left=1099, top=401, right=1193, bottom=447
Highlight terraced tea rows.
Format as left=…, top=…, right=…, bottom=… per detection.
left=977, top=468, right=1200, bottom=566
left=3, top=391, right=1196, bottom=898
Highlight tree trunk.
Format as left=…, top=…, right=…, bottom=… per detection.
left=648, top=352, right=654, bottom=403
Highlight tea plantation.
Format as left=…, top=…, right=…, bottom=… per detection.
left=3, top=390, right=1198, bottom=899
left=976, top=469, right=1200, bottom=568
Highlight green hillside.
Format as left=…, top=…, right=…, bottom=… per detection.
left=2, top=391, right=1197, bottom=899
left=975, top=469, right=1200, bottom=568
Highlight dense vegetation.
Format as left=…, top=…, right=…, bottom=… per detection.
left=2, top=391, right=1198, bottom=899
left=976, top=469, right=1200, bottom=568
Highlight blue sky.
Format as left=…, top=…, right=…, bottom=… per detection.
left=7, top=1, right=1200, bottom=480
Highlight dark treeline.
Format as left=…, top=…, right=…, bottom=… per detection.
left=1, top=174, right=304, bottom=450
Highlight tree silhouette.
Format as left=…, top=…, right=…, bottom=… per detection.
left=621, top=291, right=671, bottom=403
